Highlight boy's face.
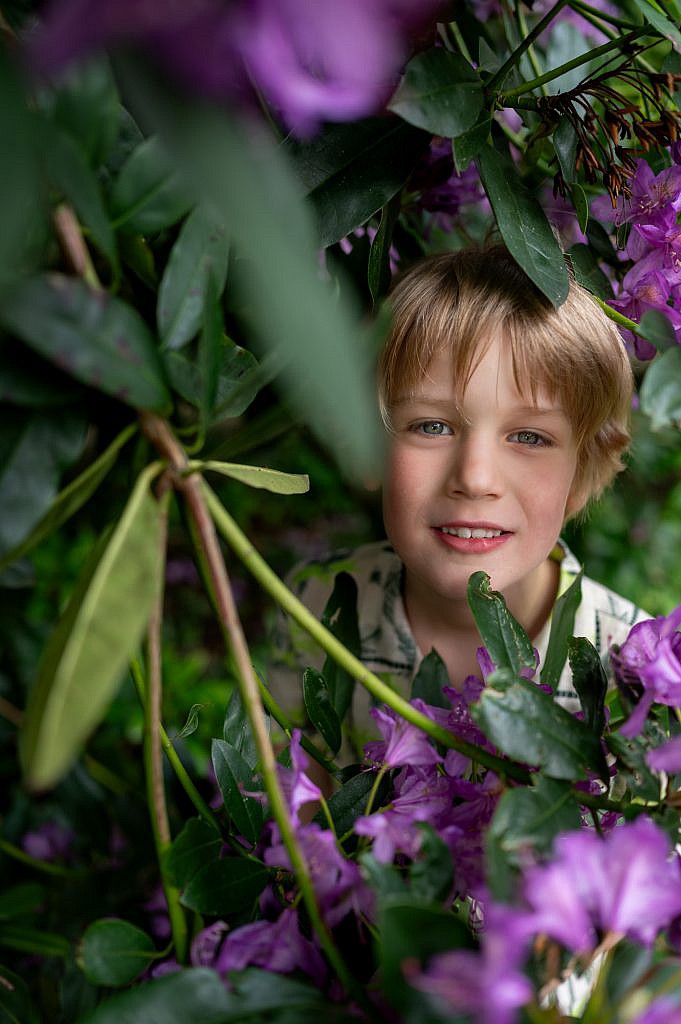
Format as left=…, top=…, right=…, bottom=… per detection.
left=382, top=333, right=581, bottom=617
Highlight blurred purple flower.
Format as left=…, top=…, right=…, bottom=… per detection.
left=592, top=159, right=681, bottom=228
left=407, top=905, right=534, bottom=1024
left=22, top=820, right=74, bottom=862
left=409, top=139, right=488, bottom=233
left=524, top=817, right=681, bottom=952
left=364, top=701, right=442, bottom=769
left=542, top=187, right=588, bottom=249
left=213, top=909, right=327, bottom=985
left=647, top=734, right=681, bottom=774
left=630, top=997, right=681, bottom=1024
left=143, top=884, right=171, bottom=941
left=191, top=920, right=229, bottom=967
left=338, top=224, right=400, bottom=275
left=612, top=605, right=681, bottom=736
left=277, top=729, right=322, bottom=825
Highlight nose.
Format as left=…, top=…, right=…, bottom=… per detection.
left=446, top=433, right=501, bottom=499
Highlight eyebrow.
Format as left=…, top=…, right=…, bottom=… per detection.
left=391, top=396, right=567, bottom=416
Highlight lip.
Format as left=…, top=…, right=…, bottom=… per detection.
left=437, top=521, right=509, bottom=532
left=432, top=523, right=513, bottom=554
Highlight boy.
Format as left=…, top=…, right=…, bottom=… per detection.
left=271, top=243, right=649, bottom=757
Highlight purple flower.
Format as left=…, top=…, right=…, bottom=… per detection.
left=647, top=734, right=681, bottom=774
left=592, top=159, right=681, bottom=227
left=612, top=605, right=681, bottom=736
left=21, top=820, right=74, bottom=862
left=213, top=909, right=327, bottom=985
left=636, top=208, right=681, bottom=273
left=524, top=817, right=681, bottom=952
left=409, top=139, right=488, bottom=233
left=407, top=905, right=534, bottom=1024
left=610, top=258, right=681, bottom=359
left=191, top=920, right=229, bottom=967
left=630, top=997, right=681, bottom=1024
left=277, top=729, right=322, bottom=825
left=364, top=701, right=443, bottom=769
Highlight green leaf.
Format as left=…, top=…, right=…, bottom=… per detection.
left=662, top=51, right=681, bottom=104
left=488, top=776, right=581, bottom=861
left=78, top=968, right=232, bottom=1024
left=606, top=732, right=661, bottom=802
left=568, top=636, right=607, bottom=735
left=0, top=923, right=70, bottom=958
left=211, top=739, right=264, bottom=846
left=0, top=883, right=46, bottom=920
left=157, top=204, right=230, bottom=350
left=0, top=274, right=171, bottom=411
left=359, top=852, right=409, bottom=901
left=191, top=460, right=309, bottom=495
left=0, top=422, right=136, bottom=572
left=571, top=182, right=589, bottom=235
left=632, top=0, right=681, bottom=48
left=540, top=571, right=582, bottom=689
left=199, top=275, right=224, bottom=427
left=320, top=573, right=360, bottom=721
left=180, top=857, right=268, bottom=916
left=409, top=824, right=453, bottom=904
left=472, top=673, right=610, bottom=782
left=42, top=121, right=118, bottom=270
left=410, top=649, right=451, bottom=708
left=452, top=116, right=492, bottom=174
left=638, top=310, right=678, bottom=353
left=175, top=702, right=208, bottom=739
left=303, top=669, right=342, bottom=755
left=223, top=687, right=258, bottom=769
left=368, top=192, right=401, bottom=307
left=569, top=244, right=613, bottom=299
left=467, top=571, right=536, bottom=676
left=389, top=49, right=483, bottom=138
left=226, top=969, right=342, bottom=1021
left=52, top=57, right=120, bottom=168
left=640, top=347, right=681, bottom=430
left=164, top=338, right=261, bottom=420
left=313, top=770, right=390, bottom=836
left=78, top=918, right=156, bottom=988
left=20, top=463, right=167, bottom=790
left=0, top=964, right=40, bottom=1024
left=166, top=818, right=222, bottom=889
left=286, top=117, right=428, bottom=248
left=476, top=144, right=570, bottom=307
left=0, top=336, right=83, bottom=409
left=554, top=120, right=578, bottom=183
left=0, top=409, right=86, bottom=559
left=109, top=135, right=193, bottom=234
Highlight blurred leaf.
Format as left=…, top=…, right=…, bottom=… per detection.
left=227, top=970, right=346, bottom=1021
left=554, top=120, right=577, bottom=183
left=0, top=409, right=86, bottom=559
left=452, top=115, right=492, bottom=173
left=199, top=275, right=224, bottom=426
left=409, top=825, right=453, bottom=904
left=0, top=274, right=171, bottom=411
left=662, top=51, right=681, bottom=104
left=78, top=968, right=232, bottom=1024
left=540, top=571, right=582, bottom=689
left=52, top=57, right=120, bottom=167
left=488, top=776, right=581, bottom=862
left=569, top=244, right=613, bottom=299
left=410, top=649, right=450, bottom=708
left=568, top=637, right=607, bottom=735
left=21, top=463, right=167, bottom=790
left=359, top=852, right=409, bottom=901
left=0, top=923, right=69, bottom=957
left=78, top=918, right=156, bottom=987
left=165, top=337, right=261, bottom=422
left=180, top=857, right=268, bottom=916
left=0, top=883, right=46, bottom=919
left=119, top=233, right=158, bottom=288
left=192, top=460, right=309, bottom=495
left=571, top=182, right=589, bottom=234
left=389, top=49, right=483, bottom=138
left=477, top=144, right=570, bottom=307
left=472, top=671, right=610, bottom=782
left=42, top=121, right=118, bottom=270
left=467, top=571, right=536, bottom=676
left=211, top=739, right=264, bottom=846
left=286, top=117, right=428, bottom=248
left=303, top=668, right=342, bottom=755
left=224, top=687, right=258, bottom=769
left=0, top=422, right=136, bottom=572
left=638, top=310, right=678, bottom=353
left=0, top=964, right=40, bottom=1024
left=166, top=818, right=221, bottom=889
left=109, top=135, right=193, bottom=234
left=640, top=348, right=681, bottom=430
left=175, top=702, right=208, bottom=739
left=368, top=191, right=401, bottom=307
left=604, top=941, right=653, bottom=1004
left=320, top=572, right=360, bottom=721
left=632, top=0, right=681, bottom=48
left=0, top=337, right=83, bottom=408
left=157, top=204, right=230, bottom=351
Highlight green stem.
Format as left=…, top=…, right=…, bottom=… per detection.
left=516, top=1, right=548, bottom=95
left=0, top=838, right=83, bottom=879
left=487, top=0, right=572, bottom=94
left=201, top=482, right=532, bottom=786
left=499, top=28, right=649, bottom=101
left=568, top=0, right=639, bottom=29
left=447, top=21, right=474, bottom=64
left=591, top=295, right=647, bottom=338
left=53, top=203, right=102, bottom=290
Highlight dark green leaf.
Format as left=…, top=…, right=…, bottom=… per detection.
left=211, top=739, right=263, bottom=846
left=78, top=968, right=232, bottom=1024
left=119, top=233, right=158, bottom=288
left=0, top=422, right=136, bottom=572
left=53, top=57, right=120, bottom=167
left=42, top=121, right=118, bottom=270
left=368, top=192, right=402, bottom=307
left=0, top=923, right=69, bottom=958
left=321, top=573, right=361, bottom=721
left=472, top=674, right=610, bottom=782
left=540, top=571, right=582, bottom=689
left=0, top=274, right=171, bottom=411
left=303, top=669, right=342, bottom=754
left=78, top=918, right=156, bottom=987
left=409, top=825, right=453, bottom=904
left=21, top=464, right=167, bottom=790
left=632, top=0, right=681, bottom=48
left=662, top=51, right=681, bottom=103
left=604, top=941, right=653, bottom=1004
left=571, top=182, right=589, bottom=234
left=389, top=49, right=483, bottom=138
left=569, top=244, right=613, bottom=299
left=0, top=409, right=86, bottom=559
left=568, top=637, right=607, bottom=735
left=0, top=883, right=46, bottom=920
left=199, top=275, right=224, bottom=425
left=0, top=964, right=40, bottom=1024
left=606, top=732, right=661, bottom=802
left=223, top=687, right=258, bottom=769
left=467, top=571, right=535, bottom=675
left=410, top=649, right=451, bottom=708
left=286, top=117, right=428, bottom=248
left=476, top=144, right=570, bottom=307
left=226, top=969, right=338, bottom=1021
left=164, top=339, right=261, bottom=420
left=313, top=770, right=390, bottom=837
left=640, top=347, right=681, bottom=430
left=488, top=776, right=581, bottom=860
left=109, top=135, right=193, bottom=234
left=452, top=116, right=492, bottom=173
left=554, top=120, right=577, bottom=183
left=0, top=336, right=83, bottom=409
left=166, top=818, right=222, bottom=889
left=484, top=827, right=517, bottom=902
left=359, top=852, right=409, bottom=901
left=180, top=857, right=268, bottom=916
left=157, top=204, right=230, bottom=350
left=638, top=310, right=678, bottom=353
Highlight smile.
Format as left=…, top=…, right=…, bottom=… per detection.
left=439, top=526, right=504, bottom=539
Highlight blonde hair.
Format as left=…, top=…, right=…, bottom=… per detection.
left=378, top=244, right=633, bottom=515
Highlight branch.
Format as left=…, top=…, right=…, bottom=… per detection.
left=52, top=204, right=101, bottom=290
left=486, top=0, right=571, bottom=95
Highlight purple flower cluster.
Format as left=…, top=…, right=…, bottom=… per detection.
left=592, top=149, right=681, bottom=358
left=611, top=603, right=681, bottom=738
left=33, top=0, right=444, bottom=136
left=408, top=138, right=489, bottom=234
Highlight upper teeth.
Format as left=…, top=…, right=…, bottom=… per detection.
left=441, top=527, right=503, bottom=539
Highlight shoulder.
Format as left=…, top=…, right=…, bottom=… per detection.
left=576, top=574, right=651, bottom=652
left=286, top=540, right=401, bottom=619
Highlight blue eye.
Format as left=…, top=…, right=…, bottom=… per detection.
left=509, top=430, right=548, bottom=446
left=416, top=421, right=451, bottom=436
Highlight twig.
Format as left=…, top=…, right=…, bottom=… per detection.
left=52, top=204, right=101, bottom=290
